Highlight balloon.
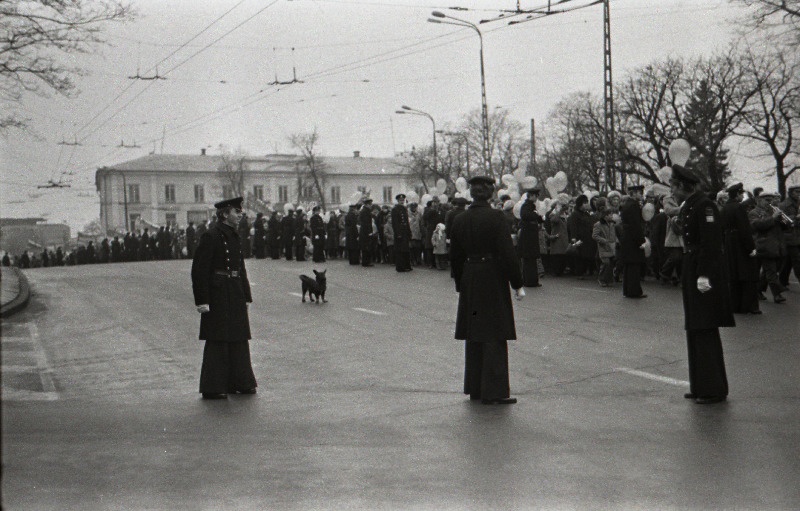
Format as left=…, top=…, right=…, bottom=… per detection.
left=455, top=176, right=468, bottom=193
left=642, top=202, right=655, bottom=222
left=557, top=192, right=570, bottom=205
left=283, top=203, right=294, bottom=213
left=454, top=192, right=463, bottom=199
left=438, top=194, right=448, bottom=204
left=520, top=176, right=537, bottom=190
left=512, top=194, right=527, bottom=219
left=545, top=177, right=559, bottom=198
left=508, top=189, right=520, bottom=201
left=501, top=174, right=516, bottom=186
left=553, top=171, right=568, bottom=192
left=435, top=178, right=447, bottom=195
left=463, top=190, right=472, bottom=201
left=496, top=188, right=511, bottom=198
left=668, top=139, right=691, bottom=167
left=406, top=191, right=419, bottom=204
left=656, top=166, right=672, bottom=184
left=512, top=168, right=526, bottom=183
left=420, top=193, right=433, bottom=206
left=535, top=198, right=551, bottom=217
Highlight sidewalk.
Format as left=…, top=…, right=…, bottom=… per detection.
left=0, top=267, right=30, bottom=317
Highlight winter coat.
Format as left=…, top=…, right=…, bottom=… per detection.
left=567, top=209, right=597, bottom=259
left=345, top=210, right=359, bottom=250
left=778, top=197, right=800, bottom=246
left=391, top=204, right=411, bottom=252
left=721, top=201, right=759, bottom=282
left=408, top=209, right=422, bottom=240
left=358, top=207, right=375, bottom=249
left=619, top=199, right=646, bottom=264
left=432, top=224, right=448, bottom=255
left=518, top=200, right=542, bottom=259
left=662, top=195, right=684, bottom=248
left=678, top=191, right=735, bottom=330
left=450, top=202, right=523, bottom=343
left=548, top=213, right=570, bottom=255
left=191, top=223, right=252, bottom=342
left=749, top=205, right=786, bottom=258
left=592, top=219, right=617, bottom=259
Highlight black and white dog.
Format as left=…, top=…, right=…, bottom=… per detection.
left=299, top=269, right=327, bottom=303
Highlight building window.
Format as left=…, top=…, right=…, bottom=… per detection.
left=128, top=184, right=140, bottom=204
left=194, top=184, right=204, bottom=203
left=278, top=185, right=289, bottom=203
left=253, top=185, right=264, bottom=201
left=330, top=186, right=340, bottom=204
left=129, top=213, right=141, bottom=230
left=165, top=213, right=177, bottom=226
left=222, top=185, right=234, bottom=200
left=357, top=186, right=367, bottom=195
left=164, top=184, right=176, bottom=203
left=382, top=186, right=392, bottom=204
left=300, top=185, right=315, bottom=200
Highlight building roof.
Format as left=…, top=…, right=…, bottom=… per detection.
left=99, top=153, right=409, bottom=176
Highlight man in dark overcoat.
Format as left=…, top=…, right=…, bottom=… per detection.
left=721, top=183, right=760, bottom=314
left=191, top=197, right=257, bottom=399
left=310, top=206, right=326, bottom=262
left=267, top=212, right=281, bottom=259
left=391, top=193, right=412, bottom=272
left=326, top=211, right=340, bottom=260
left=252, top=213, right=266, bottom=259
left=294, top=208, right=308, bottom=262
left=671, top=165, right=734, bottom=404
left=450, top=175, right=525, bottom=405
left=567, top=195, right=596, bottom=278
left=619, top=186, right=648, bottom=298
left=281, top=209, right=295, bottom=260
left=345, top=204, right=360, bottom=265
left=238, top=213, right=252, bottom=259
left=111, top=236, right=122, bottom=263
left=358, top=198, right=375, bottom=266
left=185, top=222, right=197, bottom=259
left=518, top=187, right=544, bottom=288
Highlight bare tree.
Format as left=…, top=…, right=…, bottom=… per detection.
left=737, top=46, right=800, bottom=197
left=217, top=146, right=248, bottom=200
left=288, top=128, right=328, bottom=210
left=0, top=0, right=135, bottom=133
left=733, top=0, right=800, bottom=49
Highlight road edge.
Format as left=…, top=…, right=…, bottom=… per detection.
left=1, top=267, right=31, bottom=318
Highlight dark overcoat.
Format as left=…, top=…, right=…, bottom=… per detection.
left=749, top=206, right=787, bottom=259
left=721, top=201, right=758, bottom=282
left=678, top=192, right=735, bottom=330
left=450, top=202, right=523, bottom=342
left=281, top=214, right=295, bottom=247
left=358, top=207, right=374, bottom=249
left=518, top=200, right=542, bottom=259
left=267, top=215, right=280, bottom=245
left=326, top=216, right=340, bottom=253
left=345, top=210, right=359, bottom=250
left=567, top=209, right=596, bottom=259
left=619, top=200, right=646, bottom=264
left=391, top=204, right=411, bottom=252
left=191, top=222, right=253, bottom=342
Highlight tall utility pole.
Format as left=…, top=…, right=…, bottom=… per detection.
left=602, top=0, right=618, bottom=191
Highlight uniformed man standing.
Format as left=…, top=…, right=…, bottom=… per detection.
left=721, top=183, right=760, bottom=314
left=358, top=198, right=375, bottom=267
left=310, top=206, right=326, bottom=263
left=391, top=193, right=412, bottom=272
left=670, top=166, right=734, bottom=404
left=450, top=175, right=525, bottom=405
left=191, top=197, right=257, bottom=400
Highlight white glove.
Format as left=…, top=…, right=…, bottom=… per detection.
left=197, top=304, right=210, bottom=313
left=514, top=288, right=526, bottom=300
left=749, top=249, right=757, bottom=257
left=697, top=276, right=712, bottom=293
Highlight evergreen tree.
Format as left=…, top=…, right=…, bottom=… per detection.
left=682, top=79, right=732, bottom=191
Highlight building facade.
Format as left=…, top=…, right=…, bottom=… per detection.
left=95, top=151, right=418, bottom=233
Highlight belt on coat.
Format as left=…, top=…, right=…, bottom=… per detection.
left=214, top=270, right=240, bottom=277
left=466, top=254, right=494, bottom=263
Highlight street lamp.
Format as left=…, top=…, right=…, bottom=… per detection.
left=395, top=106, right=437, bottom=175
left=428, top=11, right=490, bottom=175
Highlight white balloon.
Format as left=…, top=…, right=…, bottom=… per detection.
left=464, top=190, right=472, bottom=201
left=497, top=188, right=511, bottom=198
left=501, top=174, right=516, bottom=186
left=512, top=197, right=524, bottom=219
left=642, top=203, right=655, bottom=222
left=657, top=165, right=672, bottom=184
left=545, top=177, right=559, bottom=198
left=520, top=176, right=537, bottom=189
left=455, top=176, right=468, bottom=193
left=553, top=171, right=568, bottom=192
left=508, top=189, right=520, bottom=201
left=420, top=193, right=433, bottom=206
left=283, top=203, right=294, bottom=213
left=668, top=139, right=691, bottom=167
left=406, top=191, right=419, bottom=204
left=436, top=178, right=447, bottom=195
left=512, top=168, right=527, bottom=183
left=438, top=194, right=449, bottom=204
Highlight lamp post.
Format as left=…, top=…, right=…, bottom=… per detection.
left=428, top=11, right=490, bottom=176
left=395, top=106, right=437, bottom=175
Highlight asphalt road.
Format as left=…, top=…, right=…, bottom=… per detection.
left=2, top=258, right=799, bottom=510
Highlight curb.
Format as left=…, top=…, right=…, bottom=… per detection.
left=0, top=267, right=31, bottom=318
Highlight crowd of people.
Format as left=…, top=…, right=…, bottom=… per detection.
left=4, top=182, right=798, bottom=313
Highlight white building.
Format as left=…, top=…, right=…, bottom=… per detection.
left=95, top=150, right=418, bottom=233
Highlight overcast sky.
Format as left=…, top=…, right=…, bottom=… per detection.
left=0, top=0, right=773, bottom=231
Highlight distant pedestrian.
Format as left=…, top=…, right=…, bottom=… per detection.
left=191, top=197, right=257, bottom=400
left=391, top=193, right=412, bottom=272
left=450, top=175, right=525, bottom=405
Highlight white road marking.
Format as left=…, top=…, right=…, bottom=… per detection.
left=575, top=287, right=611, bottom=293
left=288, top=292, right=303, bottom=297
left=616, top=367, right=689, bottom=387
left=352, top=307, right=386, bottom=316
